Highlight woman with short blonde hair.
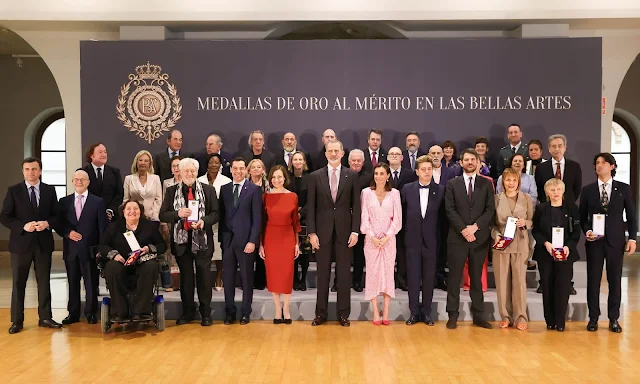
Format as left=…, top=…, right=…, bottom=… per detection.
left=124, top=150, right=162, bottom=221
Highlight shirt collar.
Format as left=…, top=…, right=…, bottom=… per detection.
left=91, top=163, right=103, bottom=172
left=233, top=178, right=246, bottom=187
left=511, top=142, right=521, bottom=150
left=552, top=157, right=565, bottom=165
left=369, top=148, right=378, bottom=155
left=74, top=190, right=89, bottom=199
left=25, top=180, right=40, bottom=189
left=329, top=164, right=342, bottom=172
left=598, top=178, right=612, bottom=187
left=463, top=173, right=476, bottom=182
left=168, top=148, right=180, bottom=156
left=390, top=165, right=401, bottom=172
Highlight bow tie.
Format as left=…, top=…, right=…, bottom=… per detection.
left=419, top=184, right=430, bottom=189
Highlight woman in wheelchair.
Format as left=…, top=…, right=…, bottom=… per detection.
left=99, top=200, right=166, bottom=322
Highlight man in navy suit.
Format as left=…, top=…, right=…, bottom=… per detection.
left=197, top=133, right=232, bottom=178
left=362, top=129, right=387, bottom=173
left=580, top=153, right=637, bottom=333
left=402, top=155, right=445, bottom=325
left=401, top=131, right=426, bottom=171
left=387, top=146, right=417, bottom=290
left=219, top=157, right=263, bottom=325
left=57, top=170, right=108, bottom=325
left=0, top=157, right=62, bottom=334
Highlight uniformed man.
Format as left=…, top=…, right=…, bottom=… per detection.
left=497, top=123, right=529, bottom=176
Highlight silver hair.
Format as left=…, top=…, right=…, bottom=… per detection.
left=178, top=157, right=200, bottom=172
left=548, top=134, right=567, bottom=146
left=248, top=130, right=265, bottom=147
left=207, top=133, right=223, bottom=145
left=348, top=149, right=365, bottom=161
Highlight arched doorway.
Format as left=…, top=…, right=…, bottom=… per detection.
left=34, top=111, right=66, bottom=199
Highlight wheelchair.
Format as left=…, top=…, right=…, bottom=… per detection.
left=96, top=251, right=166, bottom=334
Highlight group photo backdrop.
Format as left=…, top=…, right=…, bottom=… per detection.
left=80, top=38, right=602, bottom=178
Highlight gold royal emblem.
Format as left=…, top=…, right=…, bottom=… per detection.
left=116, top=62, right=182, bottom=143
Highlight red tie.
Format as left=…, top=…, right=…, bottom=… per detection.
left=184, top=187, right=194, bottom=230
left=555, top=163, right=562, bottom=179
left=371, top=152, right=377, bottom=167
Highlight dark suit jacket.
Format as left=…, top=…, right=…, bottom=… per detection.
left=401, top=180, right=445, bottom=250
left=274, top=150, right=314, bottom=172
left=238, top=149, right=276, bottom=172
left=218, top=180, right=263, bottom=249
left=290, top=172, right=310, bottom=222
left=579, top=180, right=637, bottom=248
left=0, top=182, right=59, bottom=254
left=57, top=193, right=108, bottom=261
left=99, top=218, right=166, bottom=258
left=355, top=170, right=372, bottom=191
left=532, top=201, right=581, bottom=262
left=390, top=167, right=418, bottom=192
left=362, top=148, right=388, bottom=173
left=401, top=149, right=426, bottom=170
left=307, top=166, right=361, bottom=245
left=535, top=158, right=582, bottom=203
left=159, top=182, right=219, bottom=258
left=83, top=163, right=123, bottom=215
left=445, top=175, right=496, bottom=247
left=435, top=165, right=456, bottom=186
left=196, top=150, right=232, bottom=178
left=154, top=149, right=194, bottom=182
left=314, top=147, right=349, bottom=171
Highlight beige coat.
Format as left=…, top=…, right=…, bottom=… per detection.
left=491, top=191, right=534, bottom=255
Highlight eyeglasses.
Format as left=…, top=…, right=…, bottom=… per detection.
left=72, top=178, right=89, bottom=182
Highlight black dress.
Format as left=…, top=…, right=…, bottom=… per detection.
left=290, top=172, right=310, bottom=290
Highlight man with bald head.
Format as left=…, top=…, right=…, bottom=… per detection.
left=314, top=129, right=349, bottom=170
left=428, top=145, right=456, bottom=186
left=274, top=132, right=314, bottom=170
left=57, top=169, right=108, bottom=325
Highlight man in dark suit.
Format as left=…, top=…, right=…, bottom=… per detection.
left=497, top=123, right=529, bottom=176
left=196, top=133, right=232, bottom=178
left=314, top=129, right=349, bottom=170
left=238, top=130, right=276, bottom=172
left=274, top=132, right=314, bottom=171
left=154, top=129, right=192, bottom=182
left=401, top=131, right=426, bottom=171
left=579, top=153, right=636, bottom=333
left=402, top=155, right=445, bottom=325
left=57, top=170, right=108, bottom=325
left=362, top=129, right=387, bottom=173
left=218, top=157, right=263, bottom=325
left=444, top=149, right=495, bottom=330
left=428, top=145, right=456, bottom=290
left=307, top=140, right=361, bottom=327
left=348, top=149, right=372, bottom=292
left=387, top=146, right=417, bottom=291
left=160, top=158, right=219, bottom=326
left=0, top=157, right=62, bottom=334
left=535, top=134, right=582, bottom=295
left=82, top=143, right=123, bottom=222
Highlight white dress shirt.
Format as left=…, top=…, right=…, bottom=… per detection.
left=232, top=178, right=246, bottom=198
left=284, top=151, right=295, bottom=167
left=368, top=148, right=380, bottom=163
left=91, top=163, right=104, bottom=179
left=463, top=173, right=476, bottom=195
left=327, top=164, right=342, bottom=189
left=419, top=182, right=430, bottom=218
left=510, top=142, right=522, bottom=153
left=598, top=178, right=612, bottom=201
left=551, top=157, right=565, bottom=180
left=74, top=189, right=89, bottom=211
left=432, top=166, right=442, bottom=184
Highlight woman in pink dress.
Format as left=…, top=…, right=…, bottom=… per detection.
left=360, top=163, right=403, bottom=325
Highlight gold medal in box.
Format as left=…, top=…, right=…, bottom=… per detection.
left=553, top=248, right=568, bottom=261
left=493, top=216, right=517, bottom=250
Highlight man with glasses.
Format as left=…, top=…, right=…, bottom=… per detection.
left=57, top=170, right=108, bottom=325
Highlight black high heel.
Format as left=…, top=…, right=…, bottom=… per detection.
left=283, top=309, right=292, bottom=325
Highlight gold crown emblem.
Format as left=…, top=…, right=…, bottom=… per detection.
left=135, top=62, right=162, bottom=79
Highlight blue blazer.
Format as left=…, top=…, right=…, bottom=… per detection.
left=57, top=193, right=108, bottom=261
left=218, top=181, right=263, bottom=249
left=438, top=166, right=456, bottom=186
left=401, top=180, right=445, bottom=250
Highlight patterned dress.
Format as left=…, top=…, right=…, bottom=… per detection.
left=360, top=188, right=403, bottom=300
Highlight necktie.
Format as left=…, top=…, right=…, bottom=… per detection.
left=171, top=151, right=177, bottom=158
left=410, top=153, right=416, bottom=171
left=467, top=176, right=473, bottom=202
left=29, top=186, right=38, bottom=210
left=287, top=152, right=293, bottom=166
left=75, top=194, right=84, bottom=220
left=233, top=184, right=239, bottom=208
left=330, top=168, right=338, bottom=202
left=511, top=146, right=516, bottom=154
left=419, top=184, right=429, bottom=189
left=601, top=183, right=609, bottom=209
left=184, top=187, right=194, bottom=230
left=97, top=167, right=103, bottom=181
left=393, top=171, right=399, bottom=187
left=371, top=152, right=377, bottom=167
left=555, top=163, right=562, bottom=179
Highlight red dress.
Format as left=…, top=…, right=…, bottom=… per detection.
left=263, top=192, right=301, bottom=294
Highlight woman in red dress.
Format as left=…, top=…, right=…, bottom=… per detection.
left=259, top=165, right=301, bottom=324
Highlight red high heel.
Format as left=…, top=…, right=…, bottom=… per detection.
left=382, top=320, right=390, bottom=326
left=373, top=320, right=382, bottom=326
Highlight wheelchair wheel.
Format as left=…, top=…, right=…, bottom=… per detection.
left=100, top=298, right=111, bottom=334
left=154, top=297, right=165, bottom=331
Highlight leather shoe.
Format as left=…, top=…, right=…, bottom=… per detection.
left=240, top=316, right=250, bottom=325
left=62, top=316, right=80, bottom=325
left=609, top=320, right=622, bottom=333
left=436, top=281, right=448, bottom=291
left=176, top=315, right=194, bottom=325
left=423, top=317, right=435, bottom=326
left=283, top=318, right=292, bottom=325
left=224, top=314, right=235, bottom=325
left=201, top=317, right=213, bottom=326
left=300, top=281, right=307, bottom=291
left=446, top=318, right=457, bottom=330
left=546, top=324, right=556, bottom=330
left=38, top=319, right=62, bottom=329
left=8, top=323, right=23, bottom=334
left=353, top=284, right=363, bottom=293
left=556, top=326, right=565, bottom=332
left=339, top=317, right=350, bottom=327
left=273, top=318, right=283, bottom=325
left=406, top=315, right=420, bottom=326
left=311, top=316, right=326, bottom=326
left=86, top=314, right=97, bottom=324
left=473, top=320, right=493, bottom=329
left=587, top=320, right=598, bottom=332
left=536, top=282, right=543, bottom=294
left=570, top=286, right=577, bottom=295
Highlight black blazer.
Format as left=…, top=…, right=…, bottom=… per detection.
left=196, top=150, right=232, bottom=178
left=0, top=182, right=60, bottom=254
left=307, top=166, right=361, bottom=245
left=274, top=150, right=314, bottom=172
left=532, top=201, right=581, bottom=262
left=535, top=158, right=582, bottom=203
left=390, top=167, right=417, bottom=192
left=355, top=170, right=373, bottom=191
left=154, top=149, right=194, bottom=182
left=57, top=193, right=108, bottom=261
left=289, top=172, right=310, bottom=222
left=313, top=147, right=349, bottom=171
left=362, top=148, right=388, bottom=173
left=83, top=163, right=123, bottom=215
left=239, top=149, right=276, bottom=172
left=401, top=180, right=445, bottom=250
left=579, top=180, right=637, bottom=248
left=401, top=148, right=426, bottom=170
left=445, top=175, right=496, bottom=247
left=159, top=182, right=219, bottom=258
left=98, top=217, right=166, bottom=259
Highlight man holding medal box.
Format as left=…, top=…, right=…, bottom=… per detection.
left=579, top=153, right=637, bottom=333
